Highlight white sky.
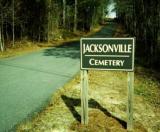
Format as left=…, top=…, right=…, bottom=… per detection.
left=107, top=1, right=116, bottom=18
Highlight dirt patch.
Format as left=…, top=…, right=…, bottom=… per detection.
left=70, top=109, right=147, bottom=132
left=70, top=109, right=126, bottom=132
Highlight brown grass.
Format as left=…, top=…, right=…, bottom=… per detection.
left=0, top=26, right=103, bottom=59
left=16, top=68, right=160, bottom=132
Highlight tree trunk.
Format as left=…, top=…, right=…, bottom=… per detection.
left=38, top=26, right=41, bottom=42
left=91, top=6, right=96, bottom=30
left=0, top=26, right=4, bottom=52
left=20, top=24, right=23, bottom=40
left=63, top=0, right=66, bottom=28
left=12, top=0, right=15, bottom=47
left=5, top=23, right=9, bottom=40
left=74, top=0, right=77, bottom=32
left=47, top=0, right=51, bottom=43
left=47, top=12, right=50, bottom=42
left=102, top=7, right=105, bottom=24
left=0, top=9, right=4, bottom=52
left=66, top=6, right=70, bottom=31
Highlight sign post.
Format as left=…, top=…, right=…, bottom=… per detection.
left=81, top=70, right=89, bottom=124
left=127, top=72, right=134, bottom=131
left=80, top=38, right=135, bottom=130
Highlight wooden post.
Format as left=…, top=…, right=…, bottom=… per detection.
left=81, top=70, right=88, bottom=125
left=127, top=72, right=134, bottom=131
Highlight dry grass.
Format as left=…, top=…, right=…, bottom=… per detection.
left=0, top=26, right=103, bottom=59
left=0, top=41, right=44, bottom=59
left=16, top=69, right=160, bottom=132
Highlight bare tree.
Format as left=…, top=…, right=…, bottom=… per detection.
left=63, top=0, right=66, bottom=28
left=12, top=0, right=15, bottom=47
left=0, top=26, right=4, bottom=52
left=47, top=0, right=51, bottom=42
left=74, top=0, right=77, bottom=32
left=0, top=2, right=6, bottom=52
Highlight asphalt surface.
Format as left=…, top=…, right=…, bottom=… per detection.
left=0, top=22, right=117, bottom=132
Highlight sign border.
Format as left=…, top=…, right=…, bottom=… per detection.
left=80, top=37, right=135, bottom=71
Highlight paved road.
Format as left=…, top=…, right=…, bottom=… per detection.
left=0, top=23, right=117, bottom=132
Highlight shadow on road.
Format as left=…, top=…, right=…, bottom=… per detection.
left=61, top=95, right=127, bottom=129
left=44, top=41, right=80, bottom=59
left=91, top=22, right=117, bottom=38
left=43, top=22, right=117, bottom=59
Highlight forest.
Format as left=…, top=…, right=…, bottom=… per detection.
left=0, top=0, right=107, bottom=45
left=115, top=0, right=160, bottom=70
left=0, top=0, right=160, bottom=70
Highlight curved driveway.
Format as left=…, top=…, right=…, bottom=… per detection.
left=0, top=23, right=117, bottom=132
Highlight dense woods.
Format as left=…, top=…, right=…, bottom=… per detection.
left=0, top=0, right=108, bottom=51
left=0, top=0, right=160, bottom=70
left=115, top=0, right=160, bottom=69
